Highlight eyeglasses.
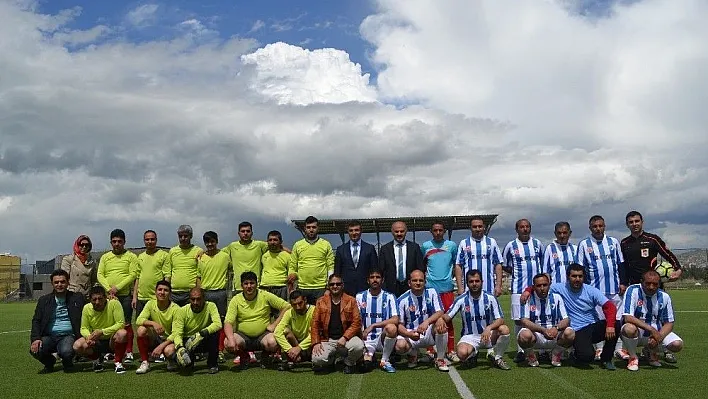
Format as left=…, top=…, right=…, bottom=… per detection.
left=328, top=282, right=342, bottom=287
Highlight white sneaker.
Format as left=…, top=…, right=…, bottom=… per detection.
left=135, top=361, right=150, bottom=374
left=446, top=352, right=461, bottom=363
left=154, top=354, right=165, bottom=363
left=114, top=362, right=126, bottom=374
left=124, top=352, right=134, bottom=364
left=627, top=357, right=639, bottom=372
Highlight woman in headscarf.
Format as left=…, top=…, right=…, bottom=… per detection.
left=60, top=235, right=97, bottom=297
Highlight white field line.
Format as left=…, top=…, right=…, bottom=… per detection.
left=448, top=366, right=477, bottom=399
left=346, top=373, right=363, bottom=399
left=0, top=329, right=30, bottom=334
left=537, top=368, right=597, bottom=399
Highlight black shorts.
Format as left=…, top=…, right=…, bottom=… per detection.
left=136, top=300, right=148, bottom=319
left=116, top=295, right=133, bottom=324
left=171, top=291, right=190, bottom=307
left=94, top=339, right=112, bottom=355
left=237, top=331, right=269, bottom=351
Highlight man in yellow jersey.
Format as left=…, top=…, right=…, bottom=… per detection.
left=134, top=280, right=180, bottom=374
left=97, top=229, right=138, bottom=363
left=197, top=231, right=231, bottom=362
left=172, top=287, right=222, bottom=374
left=260, top=230, right=292, bottom=301
left=222, top=221, right=268, bottom=292
left=132, top=230, right=168, bottom=321
left=274, top=290, right=315, bottom=371
left=291, top=216, right=335, bottom=304
left=224, top=271, right=290, bottom=369
left=73, top=286, right=128, bottom=373
left=166, top=225, right=203, bottom=307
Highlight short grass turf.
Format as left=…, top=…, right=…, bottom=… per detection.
left=1, top=290, right=706, bottom=399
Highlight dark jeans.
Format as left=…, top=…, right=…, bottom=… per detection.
left=188, top=333, right=219, bottom=368
left=171, top=291, right=190, bottom=307
left=136, top=299, right=148, bottom=319
left=574, top=320, right=621, bottom=363
left=204, top=289, right=228, bottom=318
left=116, top=295, right=134, bottom=324
left=31, top=335, right=75, bottom=369
left=300, top=288, right=326, bottom=305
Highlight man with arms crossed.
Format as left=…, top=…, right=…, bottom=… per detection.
left=134, top=280, right=180, bottom=374
left=290, top=216, right=335, bottom=304
left=30, top=269, right=84, bottom=373
left=577, top=215, right=626, bottom=360
left=518, top=273, right=574, bottom=367
left=502, top=219, right=544, bottom=363
left=223, top=272, right=290, bottom=369
left=172, top=287, right=222, bottom=374
left=620, top=270, right=683, bottom=371
left=97, top=229, right=138, bottom=363
left=395, top=269, right=449, bottom=372
left=357, top=268, right=399, bottom=373
left=73, top=286, right=128, bottom=373
left=311, top=274, right=365, bottom=374
left=274, top=290, right=316, bottom=371
left=522, top=263, right=620, bottom=370
left=441, top=270, right=511, bottom=370
left=543, top=222, right=577, bottom=284
left=421, top=221, right=458, bottom=361
left=166, top=225, right=203, bottom=307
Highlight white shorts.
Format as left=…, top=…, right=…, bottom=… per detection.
left=458, top=334, right=494, bottom=351
left=626, top=329, right=682, bottom=348
left=517, top=328, right=571, bottom=349
left=511, top=294, right=521, bottom=321
left=595, top=293, right=622, bottom=321
left=364, top=335, right=385, bottom=356
left=397, top=326, right=435, bottom=351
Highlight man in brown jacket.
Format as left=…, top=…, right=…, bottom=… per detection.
left=311, top=274, right=364, bottom=374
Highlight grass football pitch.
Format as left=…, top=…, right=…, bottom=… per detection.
left=2, top=291, right=707, bottom=399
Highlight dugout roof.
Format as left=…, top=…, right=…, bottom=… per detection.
left=292, top=214, right=498, bottom=244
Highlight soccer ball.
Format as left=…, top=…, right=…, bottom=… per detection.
left=654, top=261, right=675, bottom=280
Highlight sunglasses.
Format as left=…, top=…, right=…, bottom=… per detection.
left=79, top=243, right=91, bottom=247
left=328, top=282, right=343, bottom=287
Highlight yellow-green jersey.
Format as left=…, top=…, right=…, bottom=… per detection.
left=222, top=240, right=268, bottom=289
left=80, top=299, right=125, bottom=339
left=171, top=302, right=222, bottom=347
left=166, top=245, right=203, bottom=292
left=260, top=251, right=290, bottom=287
left=290, top=238, right=334, bottom=290
left=97, top=250, right=138, bottom=296
left=274, top=305, right=315, bottom=351
left=135, top=299, right=180, bottom=341
left=135, top=250, right=168, bottom=300
left=225, top=290, right=289, bottom=337
left=198, top=251, right=230, bottom=290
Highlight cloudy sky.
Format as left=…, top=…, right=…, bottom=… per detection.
left=1, top=0, right=707, bottom=262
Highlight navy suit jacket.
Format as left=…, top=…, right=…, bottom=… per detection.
left=334, top=240, right=378, bottom=296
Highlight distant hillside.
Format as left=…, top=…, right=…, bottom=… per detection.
left=675, top=249, right=708, bottom=268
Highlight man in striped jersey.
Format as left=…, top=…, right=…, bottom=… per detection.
left=356, top=268, right=399, bottom=373
left=502, top=219, right=544, bottom=363
left=543, top=222, right=577, bottom=284
left=577, top=215, right=626, bottom=360
left=620, top=270, right=683, bottom=371
left=518, top=273, right=574, bottom=367
left=395, top=270, right=449, bottom=371
left=441, top=270, right=511, bottom=370
left=455, top=216, right=503, bottom=297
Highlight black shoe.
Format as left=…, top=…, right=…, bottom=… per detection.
left=513, top=351, right=526, bottom=363
left=390, top=353, right=401, bottom=364
left=93, top=360, right=104, bottom=373
left=343, top=364, right=356, bottom=374
left=39, top=365, right=54, bottom=374
left=278, top=361, right=293, bottom=371
left=362, top=359, right=374, bottom=372
left=465, top=354, right=478, bottom=368
left=539, top=352, right=551, bottom=362
left=209, top=366, right=219, bottom=374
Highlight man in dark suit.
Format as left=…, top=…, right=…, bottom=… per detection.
left=378, top=221, right=426, bottom=296
left=335, top=221, right=379, bottom=296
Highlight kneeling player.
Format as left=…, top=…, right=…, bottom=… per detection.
left=172, top=287, right=223, bottom=374
left=274, top=290, right=315, bottom=370
left=620, top=270, right=683, bottom=371
left=518, top=274, right=574, bottom=367
left=441, top=270, right=511, bottom=370
left=357, top=268, right=399, bottom=373
left=73, top=286, right=128, bottom=373
left=395, top=270, right=449, bottom=371
left=134, top=280, right=180, bottom=373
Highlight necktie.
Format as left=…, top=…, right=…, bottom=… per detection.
left=397, top=243, right=405, bottom=281
left=352, top=242, right=359, bottom=268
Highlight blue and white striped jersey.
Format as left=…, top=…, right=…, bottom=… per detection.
left=502, top=238, right=544, bottom=294
left=397, top=288, right=443, bottom=330
left=520, top=292, right=568, bottom=329
left=577, top=235, right=624, bottom=296
left=356, top=289, right=398, bottom=340
left=543, top=242, right=577, bottom=284
left=455, top=236, right=503, bottom=293
left=622, top=284, right=674, bottom=336
left=446, top=292, right=503, bottom=336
